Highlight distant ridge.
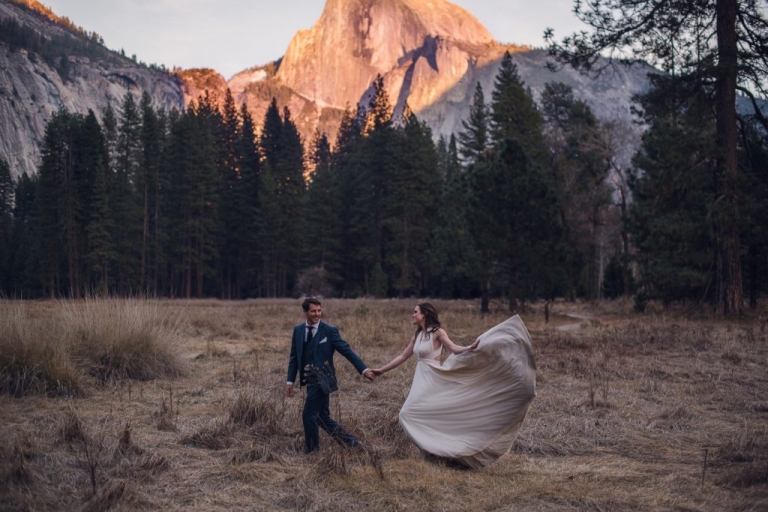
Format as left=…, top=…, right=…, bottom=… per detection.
left=0, top=0, right=653, bottom=177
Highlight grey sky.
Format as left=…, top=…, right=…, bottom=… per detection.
left=40, top=0, right=585, bottom=79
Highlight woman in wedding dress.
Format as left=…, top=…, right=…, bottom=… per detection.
left=372, top=303, right=536, bottom=469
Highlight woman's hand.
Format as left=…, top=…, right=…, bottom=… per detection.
left=469, top=337, right=480, bottom=350
left=371, top=368, right=385, bottom=376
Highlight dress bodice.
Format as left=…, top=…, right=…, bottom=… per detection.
left=415, top=329, right=441, bottom=361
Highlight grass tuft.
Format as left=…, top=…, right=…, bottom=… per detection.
left=228, top=387, right=285, bottom=434
left=65, top=298, right=187, bottom=382
left=0, top=302, right=82, bottom=397
left=57, top=408, right=86, bottom=445
left=180, top=420, right=233, bottom=450
left=0, top=298, right=187, bottom=396
left=81, top=479, right=131, bottom=512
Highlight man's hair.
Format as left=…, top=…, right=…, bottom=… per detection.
left=302, top=297, right=322, bottom=311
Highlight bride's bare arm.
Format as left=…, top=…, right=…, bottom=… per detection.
left=372, top=335, right=416, bottom=375
left=436, top=328, right=480, bottom=354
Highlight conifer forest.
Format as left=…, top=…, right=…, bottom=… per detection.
left=0, top=51, right=766, bottom=311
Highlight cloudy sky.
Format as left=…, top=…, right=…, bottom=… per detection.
left=41, top=0, right=585, bottom=79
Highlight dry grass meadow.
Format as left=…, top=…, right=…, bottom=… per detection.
left=1, top=297, right=767, bottom=511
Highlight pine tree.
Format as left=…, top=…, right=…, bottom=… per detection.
left=0, top=157, right=13, bottom=293
left=466, top=55, right=555, bottom=311
left=76, top=110, right=112, bottom=294
left=275, top=106, right=306, bottom=295
left=10, top=173, right=41, bottom=296
left=37, top=107, right=73, bottom=297
left=627, top=74, right=717, bottom=305
left=740, top=117, right=768, bottom=309
left=332, top=105, right=366, bottom=295
left=165, top=107, right=194, bottom=297
left=303, top=130, right=341, bottom=294
left=541, top=82, right=612, bottom=300
left=113, top=93, right=142, bottom=293
left=189, top=93, right=220, bottom=297
left=428, top=135, right=477, bottom=297
left=490, top=52, right=547, bottom=164
left=216, top=88, right=244, bottom=299
left=468, top=139, right=561, bottom=311
left=237, top=103, right=262, bottom=296
left=457, top=82, right=490, bottom=166
left=138, top=92, right=163, bottom=293
left=355, top=75, right=396, bottom=296
left=388, top=110, right=439, bottom=297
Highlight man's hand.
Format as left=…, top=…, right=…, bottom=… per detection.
left=363, top=369, right=375, bottom=382
left=285, top=384, right=294, bottom=397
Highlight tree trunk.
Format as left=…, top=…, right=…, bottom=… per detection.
left=618, top=184, right=631, bottom=296
left=714, top=0, right=743, bottom=315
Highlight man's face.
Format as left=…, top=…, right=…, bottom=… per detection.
left=304, top=304, right=322, bottom=325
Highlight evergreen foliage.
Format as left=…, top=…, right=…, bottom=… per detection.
left=628, top=75, right=718, bottom=305
left=541, top=82, right=613, bottom=300
left=1, top=55, right=763, bottom=310
left=0, top=158, right=13, bottom=293
left=457, top=83, right=489, bottom=166
left=547, top=0, right=768, bottom=314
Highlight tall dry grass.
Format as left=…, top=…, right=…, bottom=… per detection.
left=0, top=302, right=81, bottom=396
left=0, top=298, right=186, bottom=395
left=62, top=298, right=187, bottom=382
left=0, top=298, right=766, bottom=511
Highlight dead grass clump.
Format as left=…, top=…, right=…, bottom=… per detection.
left=2, top=436, right=37, bottom=488
left=313, top=444, right=348, bottom=477
left=587, top=348, right=611, bottom=408
left=720, top=463, right=768, bottom=487
left=717, top=427, right=768, bottom=464
left=116, top=423, right=143, bottom=457
left=57, top=408, right=86, bottom=445
left=66, top=298, right=187, bottom=383
left=136, top=452, right=170, bottom=474
left=230, top=446, right=284, bottom=465
left=228, top=387, right=285, bottom=434
left=81, top=479, right=133, bottom=512
left=0, top=302, right=82, bottom=397
left=715, top=427, right=768, bottom=488
left=180, top=420, right=234, bottom=450
left=154, top=399, right=177, bottom=432
left=228, top=388, right=260, bottom=426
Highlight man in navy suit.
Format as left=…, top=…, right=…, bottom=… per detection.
left=285, top=297, right=375, bottom=453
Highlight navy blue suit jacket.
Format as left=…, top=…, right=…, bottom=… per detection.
left=287, top=321, right=367, bottom=388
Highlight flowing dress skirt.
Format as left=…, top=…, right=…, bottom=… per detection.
left=398, top=315, right=536, bottom=468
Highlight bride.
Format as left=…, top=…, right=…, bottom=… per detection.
left=372, top=302, right=536, bottom=469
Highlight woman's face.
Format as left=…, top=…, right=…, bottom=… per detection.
left=412, top=306, right=424, bottom=326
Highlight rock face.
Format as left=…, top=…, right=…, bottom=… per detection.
left=1, top=0, right=653, bottom=179
left=222, top=0, right=653, bottom=146
left=0, top=0, right=184, bottom=178
left=276, top=0, right=495, bottom=109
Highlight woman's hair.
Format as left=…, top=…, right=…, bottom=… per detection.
left=414, top=302, right=441, bottom=339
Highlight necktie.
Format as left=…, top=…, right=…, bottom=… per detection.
left=306, top=325, right=314, bottom=343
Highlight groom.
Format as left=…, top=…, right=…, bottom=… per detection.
left=285, top=297, right=374, bottom=453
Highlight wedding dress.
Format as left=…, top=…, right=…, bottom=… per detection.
left=398, top=315, right=536, bottom=468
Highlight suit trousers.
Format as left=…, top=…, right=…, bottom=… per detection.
left=302, top=384, right=358, bottom=452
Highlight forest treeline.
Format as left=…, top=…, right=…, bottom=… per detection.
left=0, top=53, right=766, bottom=310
